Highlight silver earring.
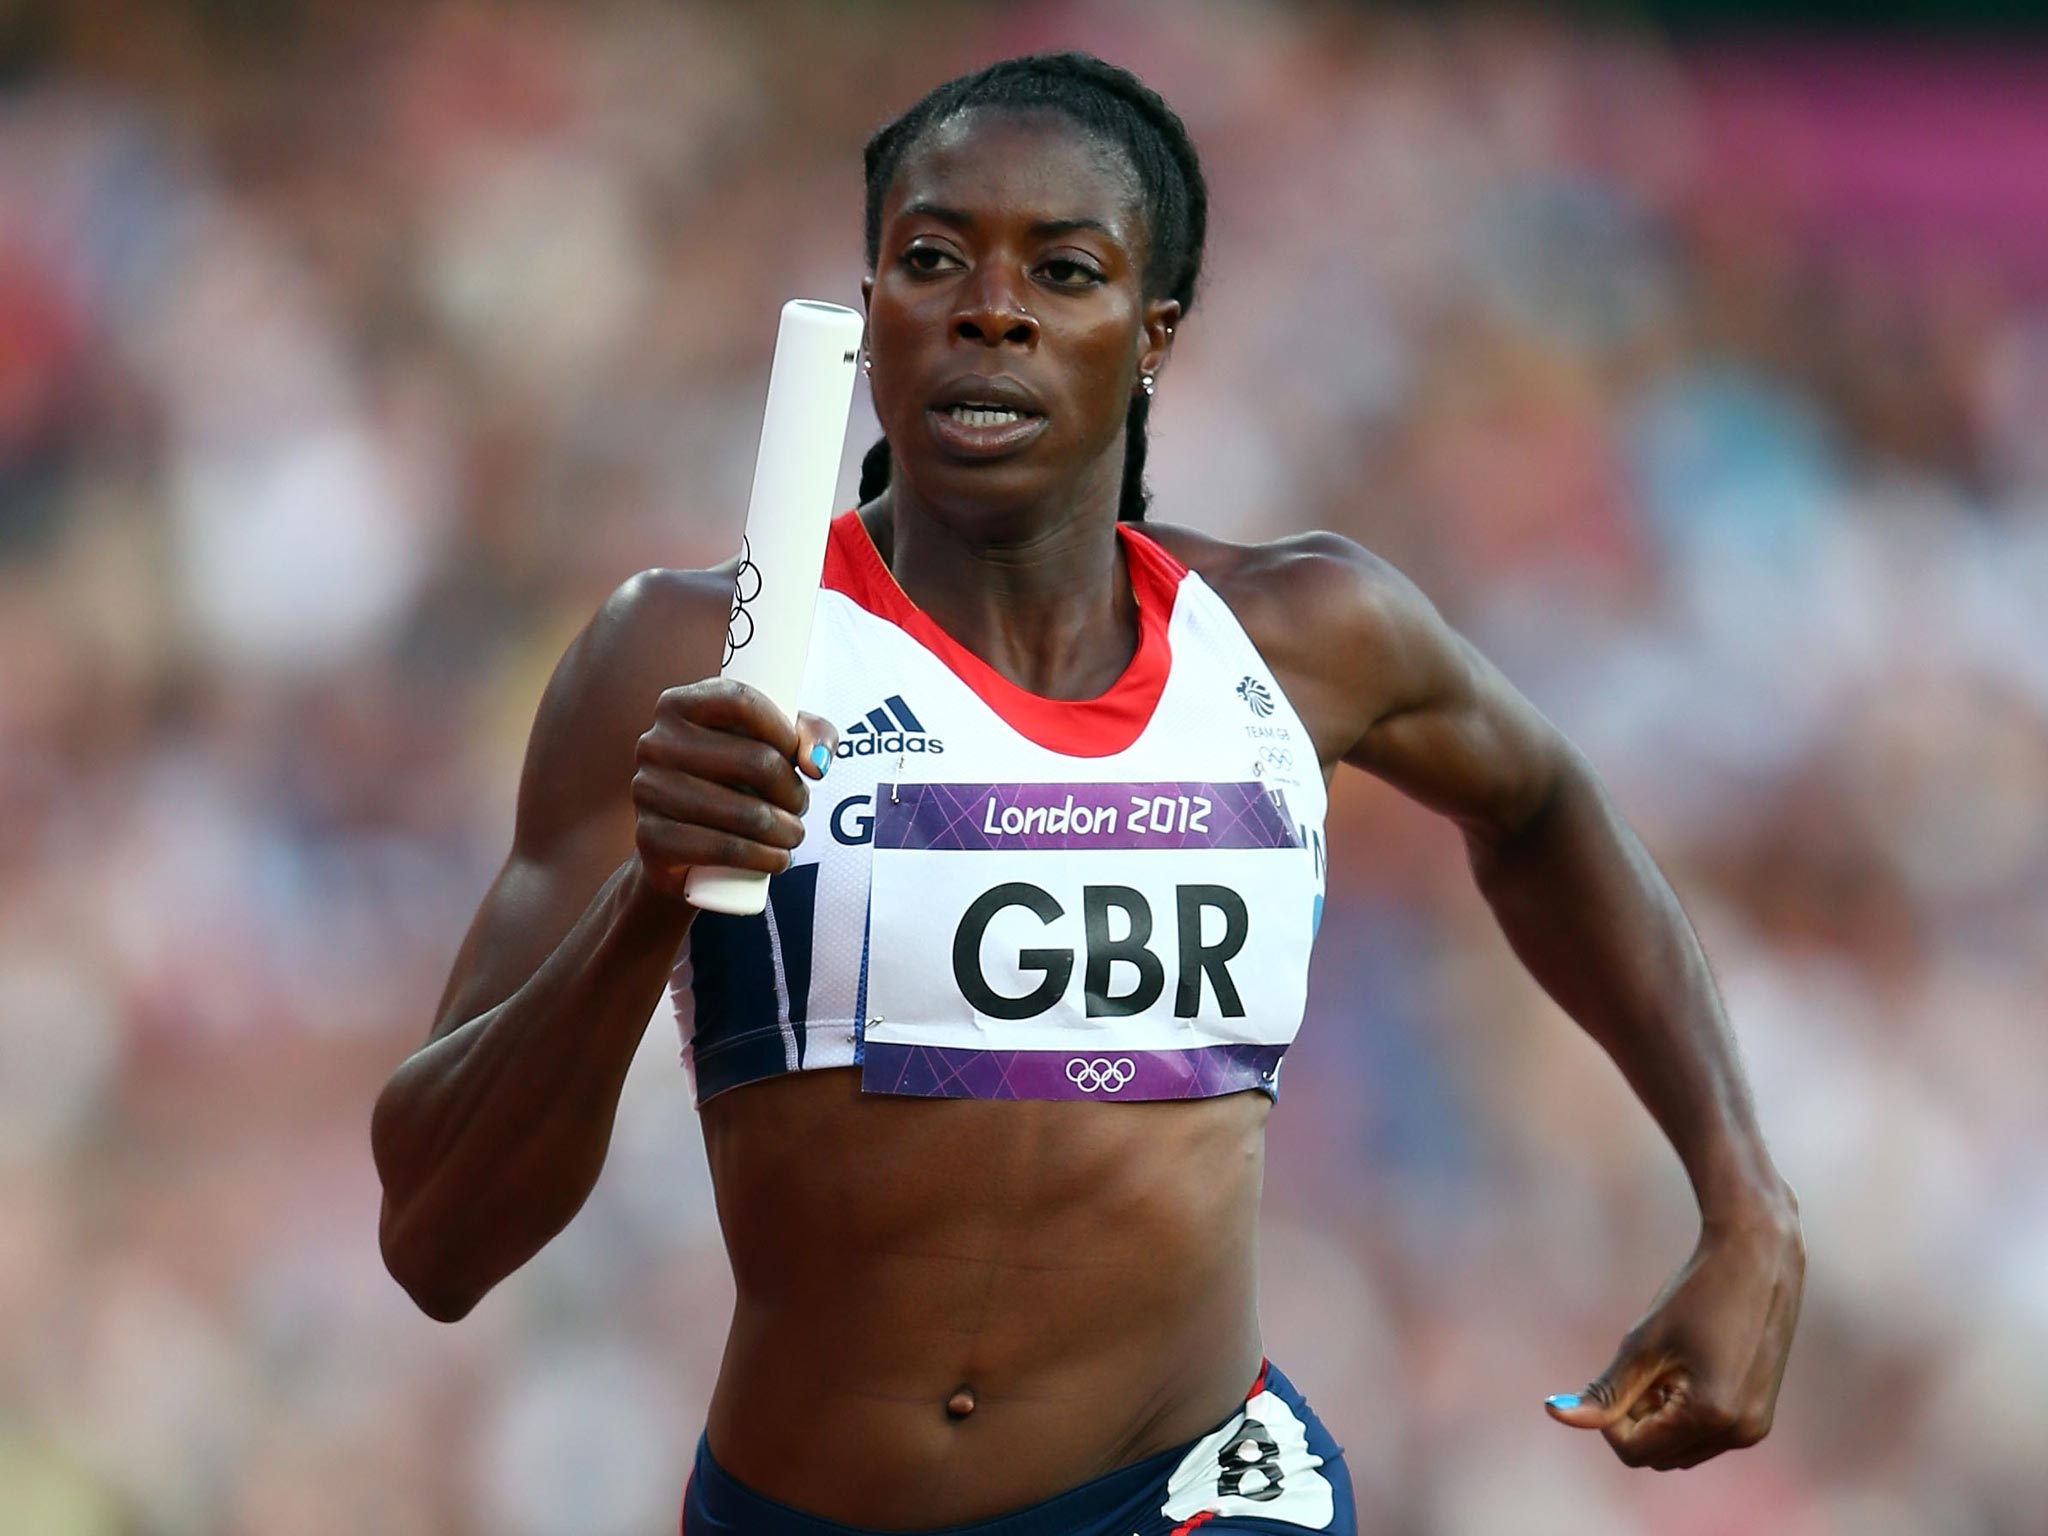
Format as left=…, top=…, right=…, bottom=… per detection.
left=1141, top=374, right=1155, bottom=397
left=861, top=352, right=873, bottom=373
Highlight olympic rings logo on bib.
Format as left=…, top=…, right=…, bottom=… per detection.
left=1066, top=1057, right=1136, bottom=1093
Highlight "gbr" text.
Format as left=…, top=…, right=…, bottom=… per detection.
left=953, top=882, right=1248, bottom=1020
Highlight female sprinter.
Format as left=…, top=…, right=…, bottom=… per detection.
left=371, top=52, right=1803, bottom=1535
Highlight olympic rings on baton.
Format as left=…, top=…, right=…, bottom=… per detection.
left=1065, top=1057, right=1137, bottom=1093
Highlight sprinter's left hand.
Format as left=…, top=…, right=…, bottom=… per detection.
left=1545, top=1200, right=1803, bottom=1470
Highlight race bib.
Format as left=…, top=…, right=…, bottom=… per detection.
left=860, top=781, right=1317, bottom=1100
left=1159, top=1383, right=1336, bottom=1527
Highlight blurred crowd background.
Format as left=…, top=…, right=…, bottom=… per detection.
left=4, top=1, right=2045, bottom=1532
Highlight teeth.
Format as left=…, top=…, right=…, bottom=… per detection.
left=945, top=404, right=1025, bottom=426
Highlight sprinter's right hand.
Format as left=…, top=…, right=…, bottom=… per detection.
left=632, top=680, right=839, bottom=901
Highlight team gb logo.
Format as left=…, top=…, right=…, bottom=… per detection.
left=1237, top=676, right=1275, bottom=718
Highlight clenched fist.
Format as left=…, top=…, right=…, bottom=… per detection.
left=1546, top=1196, right=1804, bottom=1471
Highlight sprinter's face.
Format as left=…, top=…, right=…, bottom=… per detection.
left=862, top=108, right=1177, bottom=527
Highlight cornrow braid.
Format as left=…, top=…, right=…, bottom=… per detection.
left=856, top=51, right=1208, bottom=523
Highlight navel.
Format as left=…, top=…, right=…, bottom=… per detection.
left=945, top=1385, right=977, bottom=1420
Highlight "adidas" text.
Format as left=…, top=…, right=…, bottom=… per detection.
left=836, top=693, right=945, bottom=759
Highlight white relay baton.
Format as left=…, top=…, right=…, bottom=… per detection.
left=684, top=299, right=864, bottom=916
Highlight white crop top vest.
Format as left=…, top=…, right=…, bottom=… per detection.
left=671, top=511, right=1328, bottom=1106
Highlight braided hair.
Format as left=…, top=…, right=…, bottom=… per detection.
left=857, top=52, right=1209, bottom=523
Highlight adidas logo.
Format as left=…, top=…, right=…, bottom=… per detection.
left=836, top=693, right=945, bottom=758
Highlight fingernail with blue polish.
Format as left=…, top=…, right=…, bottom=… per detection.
left=811, top=743, right=831, bottom=773
left=1546, top=1394, right=1581, bottom=1411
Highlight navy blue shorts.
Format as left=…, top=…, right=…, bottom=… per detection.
left=681, top=1357, right=1355, bottom=1535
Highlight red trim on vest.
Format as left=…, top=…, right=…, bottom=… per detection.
left=821, top=510, right=1184, bottom=758
left=1250, top=1357, right=1270, bottom=1398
